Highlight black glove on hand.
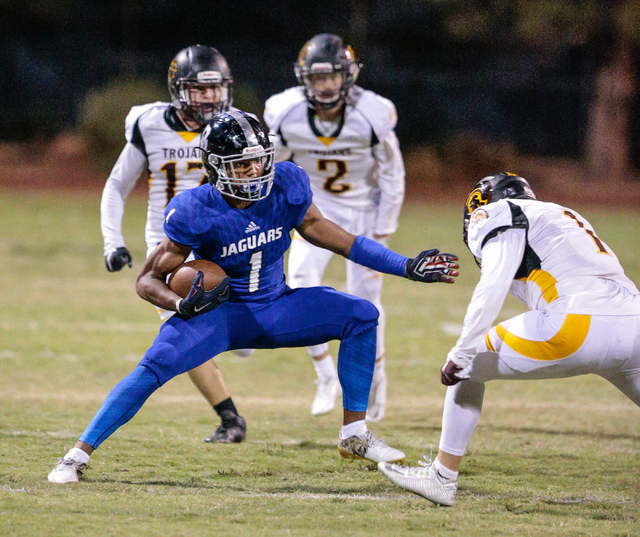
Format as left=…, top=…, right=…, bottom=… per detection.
left=176, top=271, right=231, bottom=319
left=441, top=360, right=466, bottom=386
left=105, top=247, right=132, bottom=272
left=405, top=249, right=459, bottom=283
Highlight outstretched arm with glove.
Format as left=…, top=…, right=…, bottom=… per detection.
left=296, top=203, right=460, bottom=284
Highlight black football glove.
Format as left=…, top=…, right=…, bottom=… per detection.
left=405, top=249, right=459, bottom=283
left=105, top=247, right=132, bottom=272
left=441, top=359, right=467, bottom=386
left=176, top=270, right=230, bottom=319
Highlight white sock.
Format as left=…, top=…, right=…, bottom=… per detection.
left=372, top=357, right=386, bottom=383
left=313, top=355, right=336, bottom=380
left=339, top=420, right=367, bottom=440
left=65, top=447, right=90, bottom=465
left=434, top=458, right=458, bottom=482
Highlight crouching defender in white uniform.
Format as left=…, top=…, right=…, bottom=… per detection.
left=264, top=34, right=405, bottom=421
left=379, top=173, right=640, bottom=506
left=100, top=45, right=251, bottom=443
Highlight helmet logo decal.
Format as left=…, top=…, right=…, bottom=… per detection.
left=346, top=45, right=356, bottom=61
left=466, top=187, right=489, bottom=214
left=168, top=59, right=177, bottom=82
left=297, top=42, right=311, bottom=66
left=242, top=145, right=264, bottom=155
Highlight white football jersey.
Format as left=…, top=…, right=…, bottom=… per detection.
left=448, top=198, right=640, bottom=366
left=263, top=86, right=405, bottom=235
left=468, top=199, right=640, bottom=316
left=101, top=101, right=207, bottom=252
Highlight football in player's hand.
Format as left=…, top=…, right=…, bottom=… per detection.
left=168, top=260, right=227, bottom=297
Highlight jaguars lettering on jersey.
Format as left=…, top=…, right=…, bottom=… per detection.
left=163, top=161, right=312, bottom=302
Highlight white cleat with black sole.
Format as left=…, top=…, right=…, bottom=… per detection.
left=378, top=456, right=458, bottom=506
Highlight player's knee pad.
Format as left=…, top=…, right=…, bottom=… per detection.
left=339, top=298, right=379, bottom=342
left=139, top=342, right=184, bottom=385
left=350, top=298, right=379, bottom=328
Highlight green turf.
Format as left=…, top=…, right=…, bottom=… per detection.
left=1, top=192, right=638, bottom=536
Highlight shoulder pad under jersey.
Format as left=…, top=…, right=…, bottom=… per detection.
left=263, top=87, right=306, bottom=132
left=467, top=199, right=527, bottom=258
left=274, top=161, right=312, bottom=204
left=124, top=101, right=169, bottom=142
left=351, top=86, right=397, bottom=143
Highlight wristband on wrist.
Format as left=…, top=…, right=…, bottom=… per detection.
left=348, top=235, right=409, bottom=277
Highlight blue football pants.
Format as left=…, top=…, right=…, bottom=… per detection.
left=80, top=286, right=378, bottom=448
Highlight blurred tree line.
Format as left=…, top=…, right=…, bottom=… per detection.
left=1, top=0, right=638, bottom=180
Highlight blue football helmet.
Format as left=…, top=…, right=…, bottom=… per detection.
left=200, top=111, right=275, bottom=201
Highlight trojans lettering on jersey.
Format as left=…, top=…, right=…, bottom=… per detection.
left=125, top=102, right=207, bottom=248
left=264, top=86, right=400, bottom=212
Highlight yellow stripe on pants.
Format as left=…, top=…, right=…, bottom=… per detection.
left=495, top=314, right=591, bottom=360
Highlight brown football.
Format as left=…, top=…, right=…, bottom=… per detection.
left=168, top=260, right=227, bottom=298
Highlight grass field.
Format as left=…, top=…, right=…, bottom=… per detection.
left=1, top=190, right=639, bottom=536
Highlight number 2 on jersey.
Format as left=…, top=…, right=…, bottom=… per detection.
left=318, top=159, right=350, bottom=194
left=563, top=210, right=609, bottom=254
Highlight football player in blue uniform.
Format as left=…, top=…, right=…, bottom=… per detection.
left=101, top=45, right=250, bottom=444
left=48, top=111, right=459, bottom=484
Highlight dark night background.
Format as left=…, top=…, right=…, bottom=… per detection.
left=1, top=0, right=639, bottom=184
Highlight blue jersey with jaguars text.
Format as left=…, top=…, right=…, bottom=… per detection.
left=163, top=161, right=312, bottom=302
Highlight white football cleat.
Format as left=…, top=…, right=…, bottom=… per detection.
left=338, top=430, right=405, bottom=464
left=311, top=376, right=341, bottom=416
left=232, top=349, right=255, bottom=358
left=48, top=458, right=87, bottom=484
left=378, top=456, right=458, bottom=506
left=366, top=369, right=387, bottom=422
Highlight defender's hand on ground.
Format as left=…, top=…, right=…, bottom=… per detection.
left=105, top=247, right=132, bottom=272
left=405, top=249, right=459, bottom=283
left=176, top=271, right=230, bottom=319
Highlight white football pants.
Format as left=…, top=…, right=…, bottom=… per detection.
left=439, top=312, right=640, bottom=456
left=287, top=205, right=385, bottom=359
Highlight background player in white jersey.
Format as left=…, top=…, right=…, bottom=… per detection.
left=100, top=45, right=249, bottom=444
left=379, top=173, right=640, bottom=506
left=264, top=34, right=405, bottom=421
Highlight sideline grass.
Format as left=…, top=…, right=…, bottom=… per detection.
left=1, top=191, right=639, bottom=536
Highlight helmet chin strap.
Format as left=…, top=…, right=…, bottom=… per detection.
left=315, top=98, right=342, bottom=110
